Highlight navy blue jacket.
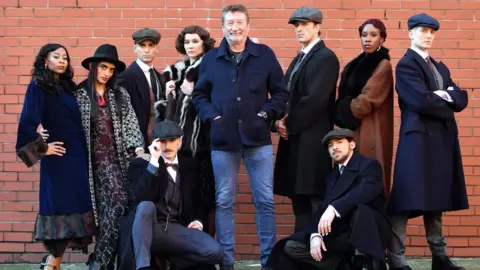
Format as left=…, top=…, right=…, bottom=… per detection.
left=192, top=38, right=289, bottom=151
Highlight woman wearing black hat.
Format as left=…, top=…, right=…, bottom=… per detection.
left=334, top=18, right=394, bottom=201
left=16, top=43, right=95, bottom=270
left=158, top=25, right=217, bottom=235
left=73, top=44, right=144, bottom=269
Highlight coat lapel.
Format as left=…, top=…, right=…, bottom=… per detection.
left=58, top=91, right=82, bottom=125
left=131, top=61, right=151, bottom=107
left=289, top=40, right=326, bottom=92
left=328, top=153, right=360, bottom=203
left=406, top=49, right=438, bottom=91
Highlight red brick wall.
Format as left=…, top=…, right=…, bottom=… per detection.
left=0, top=0, right=479, bottom=263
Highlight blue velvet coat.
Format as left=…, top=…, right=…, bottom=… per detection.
left=388, top=49, right=469, bottom=216
left=16, top=80, right=92, bottom=217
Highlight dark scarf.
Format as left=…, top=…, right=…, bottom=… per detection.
left=334, top=47, right=390, bottom=130
left=34, top=70, right=76, bottom=95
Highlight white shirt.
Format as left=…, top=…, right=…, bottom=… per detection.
left=136, top=59, right=156, bottom=89
left=150, top=155, right=179, bottom=181
left=302, top=37, right=321, bottom=56
left=410, top=47, right=453, bottom=102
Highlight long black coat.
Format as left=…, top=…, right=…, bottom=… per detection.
left=118, top=61, right=165, bottom=148
left=266, top=153, right=391, bottom=270
left=274, top=40, right=339, bottom=197
left=388, top=49, right=469, bottom=216
left=117, top=155, right=205, bottom=270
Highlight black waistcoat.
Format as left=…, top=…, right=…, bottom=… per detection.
left=156, top=172, right=182, bottom=224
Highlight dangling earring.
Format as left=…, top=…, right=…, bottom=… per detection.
left=377, top=45, right=382, bottom=51
left=44, top=63, right=48, bottom=69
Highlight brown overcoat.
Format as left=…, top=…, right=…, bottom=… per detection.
left=350, top=59, right=394, bottom=199
left=334, top=47, right=394, bottom=200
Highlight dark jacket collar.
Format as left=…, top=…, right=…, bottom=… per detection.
left=216, top=37, right=260, bottom=58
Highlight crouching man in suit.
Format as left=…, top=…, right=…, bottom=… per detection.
left=117, top=120, right=223, bottom=270
left=265, top=128, right=391, bottom=270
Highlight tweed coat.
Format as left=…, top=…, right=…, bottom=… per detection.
left=74, top=84, right=144, bottom=225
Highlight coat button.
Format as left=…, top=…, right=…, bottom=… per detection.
left=237, top=97, right=241, bottom=101
left=238, top=119, right=242, bottom=124
left=232, top=79, right=236, bottom=82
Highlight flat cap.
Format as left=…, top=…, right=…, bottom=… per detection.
left=321, top=128, right=355, bottom=145
left=288, top=6, right=323, bottom=24
left=407, top=13, right=440, bottom=31
left=152, top=120, right=183, bottom=141
left=132, top=28, right=161, bottom=44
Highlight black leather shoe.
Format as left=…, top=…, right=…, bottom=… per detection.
left=261, top=267, right=273, bottom=270
left=432, top=256, right=465, bottom=270
left=390, top=266, right=412, bottom=270
left=219, top=266, right=234, bottom=270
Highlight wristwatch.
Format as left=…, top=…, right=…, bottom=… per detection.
left=258, top=111, right=269, bottom=120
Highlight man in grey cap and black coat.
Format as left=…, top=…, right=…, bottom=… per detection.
left=118, top=28, right=165, bottom=152
left=273, top=6, right=340, bottom=232
left=117, top=120, right=223, bottom=270
left=387, top=13, right=468, bottom=270
left=266, top=128, right=391, bottom=270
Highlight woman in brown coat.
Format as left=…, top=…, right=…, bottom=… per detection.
left=334, top=19, right=394, bottom=200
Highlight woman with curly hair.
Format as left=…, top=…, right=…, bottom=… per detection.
left=74, top=44, right=144, bottom=269
left=16, top=43, right=95, bottom=270
left=157, top=25, right=217, bottom=235
left=334, top=19, right=394, bottom=200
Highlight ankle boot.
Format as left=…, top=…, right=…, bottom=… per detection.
left=432, top=256, right=465, bottom=270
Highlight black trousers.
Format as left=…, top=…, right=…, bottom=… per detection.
left=291, top=195, right=323, bottom=232
left=132, top=201, right=223, bottom=270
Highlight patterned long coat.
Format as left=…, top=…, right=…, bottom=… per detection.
left=74, top=85, right=144, bottom=225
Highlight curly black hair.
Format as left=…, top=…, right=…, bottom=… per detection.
left=175, top=25, right=216, bottom=56
left=31, top=43, right=76, bottom=94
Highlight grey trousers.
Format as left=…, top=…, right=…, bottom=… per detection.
left=387, top=212, right=447, bottom=268
left=132, top=201, right=223, bottom=270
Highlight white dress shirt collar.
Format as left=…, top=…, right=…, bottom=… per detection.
left=302, top=37, right=321, bottom=55
left=410, top=46, right=429, bottom=61
left=136, top=59, right=153, bottom=72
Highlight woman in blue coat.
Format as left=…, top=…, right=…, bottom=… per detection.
left=16, top=44, right=95, bottom=270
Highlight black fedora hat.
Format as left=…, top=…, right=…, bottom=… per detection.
left=81, top=44, right=126, bottom=72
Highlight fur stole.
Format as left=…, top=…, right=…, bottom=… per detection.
left=334, top=47, right=390, bottom=130
left=157, top=57, right=206, bottom=156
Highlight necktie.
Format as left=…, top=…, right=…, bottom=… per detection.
left=165, top=163, right=179, bottom=170
left=426, top=57, right=440, bottom=89
left=287, top=52, right=306, bottom=91
left=149, top=68, right=158, bottom=99
left=339, top=165, right=344, bottom=175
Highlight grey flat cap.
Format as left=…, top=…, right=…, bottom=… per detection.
left=152, top=120, right=183, bottom=141
left=132, top=28, right=161, bottom=44
left=321, top=128, right=355, bottom=145
left=288, top=6, right=323, bottom=24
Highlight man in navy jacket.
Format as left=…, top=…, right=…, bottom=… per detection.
left=192, top=4, right=289, bottom=270
left=387, top=13, right=468, bottom=270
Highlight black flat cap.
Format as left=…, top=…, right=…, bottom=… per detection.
left=321, top=128, right=355, bottom=145
left=288, top=6, right=323, bottom=24
left=132, top=28, right=161, bottom=44
left=407, top=13, right=440, bottom=31
left=152, top=120, right=183, bottom=141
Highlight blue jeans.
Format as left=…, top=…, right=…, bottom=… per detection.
left=211, top=145, right=277, bottom=266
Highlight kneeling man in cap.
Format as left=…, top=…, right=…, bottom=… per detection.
left=265, top=128, right=391, bottom=270
left=117, top=120, right=223, bottom=270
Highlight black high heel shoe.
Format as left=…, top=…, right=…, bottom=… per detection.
left=39, top=255, right=57, bottom=270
